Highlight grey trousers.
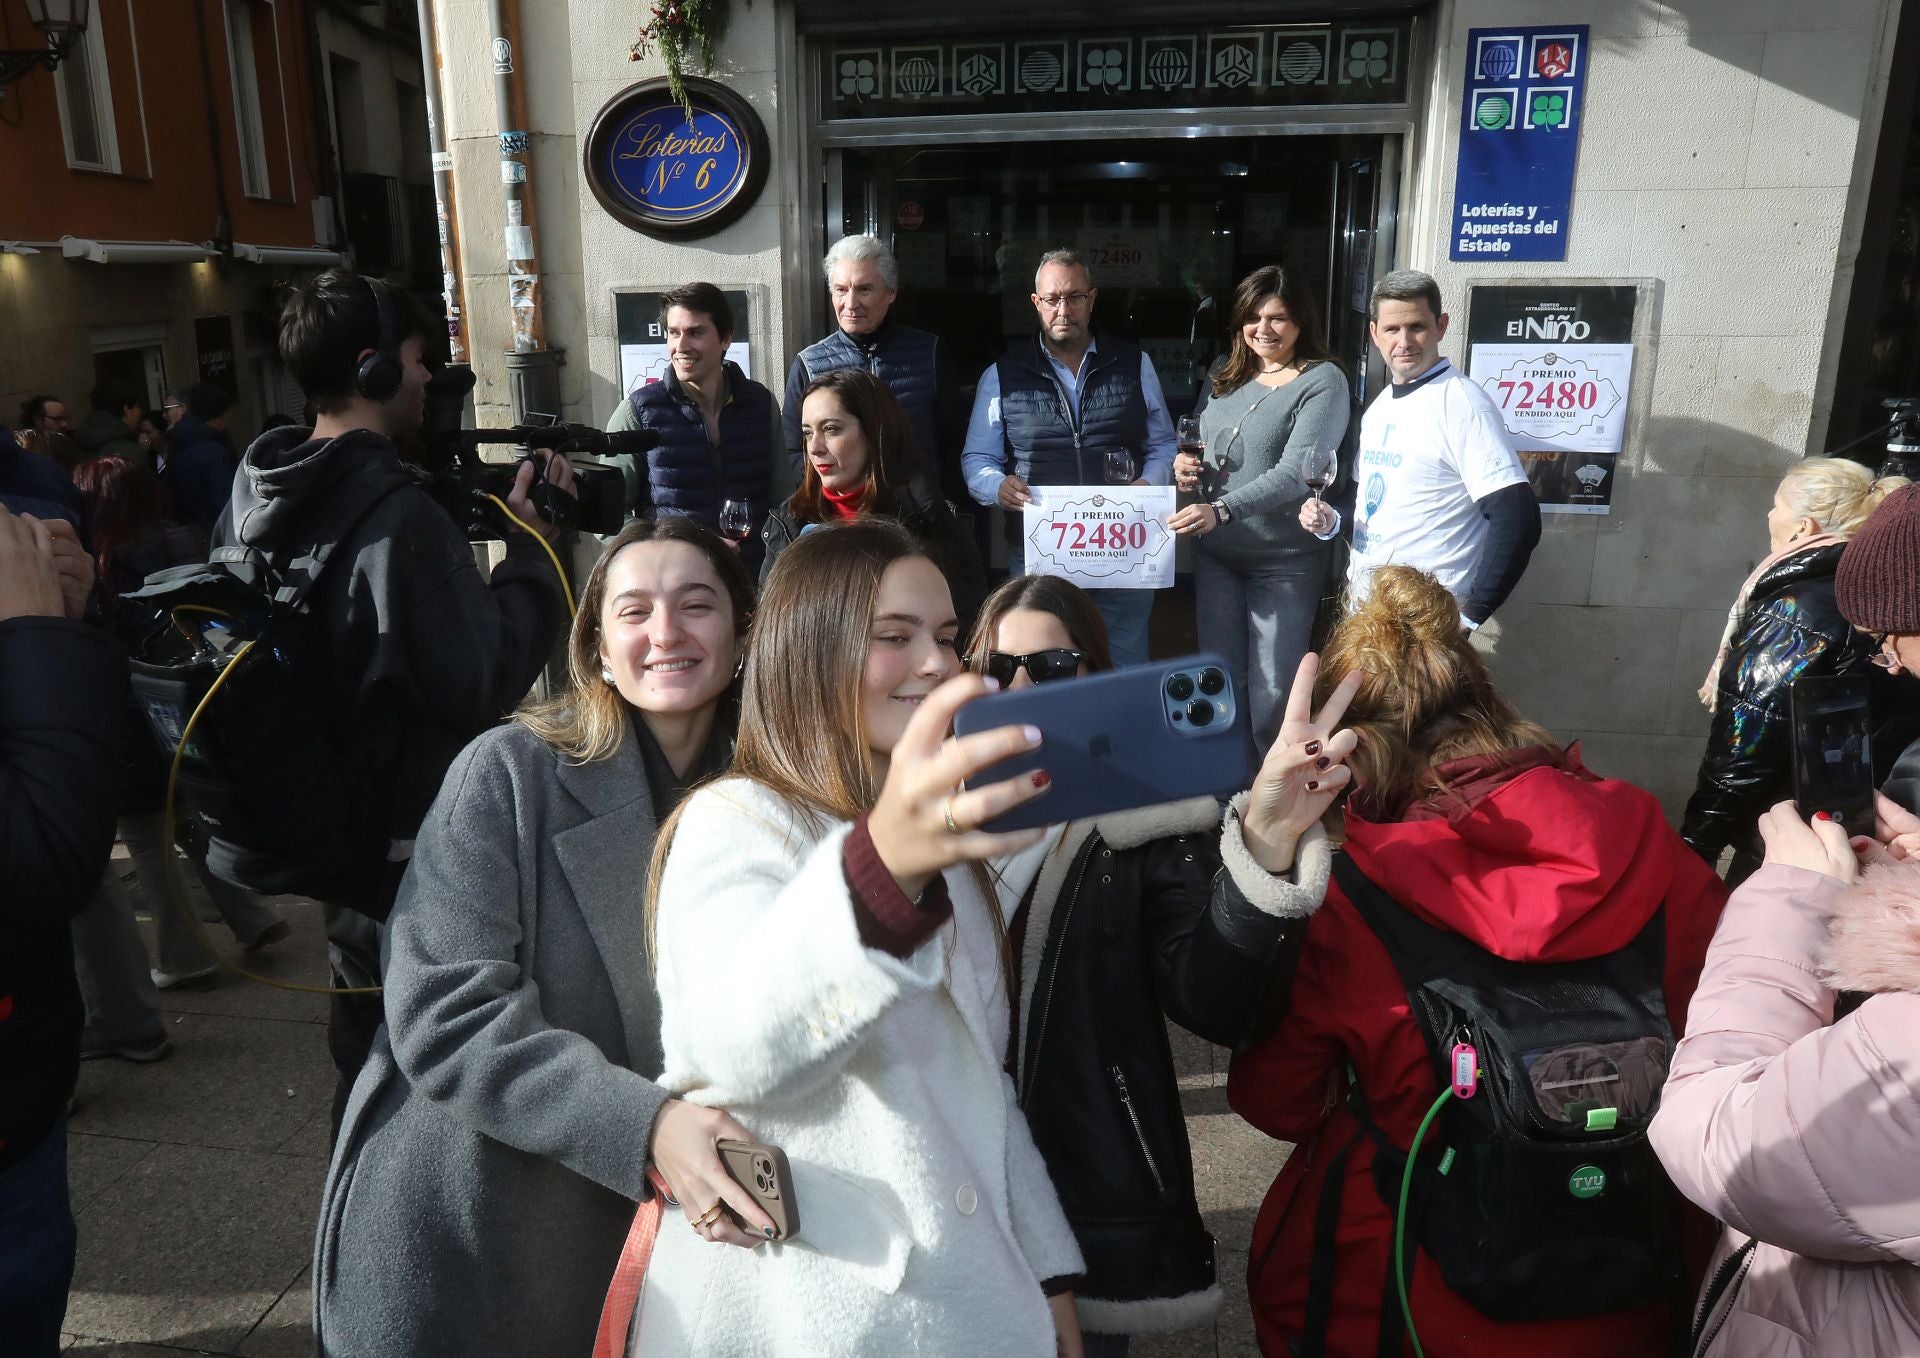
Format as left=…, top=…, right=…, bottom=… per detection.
left=116, top=812, right=284, bottom=976
left=1193, top=547, right=1331, bottom=752
left=72, top=872, right=164, bottom=1044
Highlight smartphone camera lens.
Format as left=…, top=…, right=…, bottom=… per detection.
left=1198, top=667, right=1226, bottom=696
left=1186, top=699, right=1215, bottom=727
left=1166, top=673, right=1194, bottom=702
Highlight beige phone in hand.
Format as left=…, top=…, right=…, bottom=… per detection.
left=716, top=1138, right=799, bottom=1242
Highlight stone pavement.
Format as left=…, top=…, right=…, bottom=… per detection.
left=60, top=890, right=1290, bottom=1357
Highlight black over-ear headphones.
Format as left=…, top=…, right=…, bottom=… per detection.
left=355, top=277, right=404, bottom=402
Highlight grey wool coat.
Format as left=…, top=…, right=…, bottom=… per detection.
left=312, top=720, right=672, bottom=1357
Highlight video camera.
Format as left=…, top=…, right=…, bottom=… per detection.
left=1883, top=397, right=1920, bottom=482
left=418, top=366, right=645, bottom=539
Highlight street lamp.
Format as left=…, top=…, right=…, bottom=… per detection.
left=0, top=0, right=93, bottom=95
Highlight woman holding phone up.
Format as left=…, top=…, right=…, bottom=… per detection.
left=636, top=519, right=1087, bottom=1355
left=313, top=520, right=774, bottom=1358
left=969, top=574, right=1361, bottom=1356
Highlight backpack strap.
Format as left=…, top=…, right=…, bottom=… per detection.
left=1331, top=853, right=1482, bottom=990
left=1296, top=1116, right=1367, bottom=1358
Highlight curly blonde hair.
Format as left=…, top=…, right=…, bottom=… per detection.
left=1315, top=566, right=1555, bottom=813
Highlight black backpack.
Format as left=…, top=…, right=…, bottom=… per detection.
left=1298, top=854, right=1685, bottom=1355
left=125, top=510, right=397, bottom=906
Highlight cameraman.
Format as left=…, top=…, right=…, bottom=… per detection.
left=217, top=270, right=572, bottom=1132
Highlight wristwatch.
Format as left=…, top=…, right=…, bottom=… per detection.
left=1214, top=501, right=1233, bottom=524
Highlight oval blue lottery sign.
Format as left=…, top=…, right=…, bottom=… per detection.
left=585, top=77, right=768, bottom=237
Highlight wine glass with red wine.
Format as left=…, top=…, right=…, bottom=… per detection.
left=719, top=499, right=754, bottom=543
left=1302, top=445, right=1337, bottom=503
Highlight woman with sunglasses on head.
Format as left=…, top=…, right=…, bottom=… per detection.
left=970, top=573, right=1361, bottom=1357
left=1682, top=459, right=1913, bottom=884
left=636, top=518, right=1087, bottom=1356
left=1168, top=266, right=1350, bottom=753
left=313, top=519, right=776, bottom=1358
left=762, top=368, right=988, bottom=632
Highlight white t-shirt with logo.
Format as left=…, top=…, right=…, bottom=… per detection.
left=1347, top=360, right=1527, bottom=604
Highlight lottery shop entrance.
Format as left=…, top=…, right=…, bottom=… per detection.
left=806, top=13, right=1427, bottom=413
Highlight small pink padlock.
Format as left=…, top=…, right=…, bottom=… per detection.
left=1450, top=1041, right=1480, bottom=1099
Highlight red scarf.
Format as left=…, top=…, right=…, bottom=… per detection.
left=820, top=483, right=866, bottom=520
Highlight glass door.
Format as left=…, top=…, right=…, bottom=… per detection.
left=829, top=133, right=1392, bottom=417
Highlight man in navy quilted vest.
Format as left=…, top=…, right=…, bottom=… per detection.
left=961, top=248, right=1178, bottom=667
left=607, top=282, right=785, bottom=571
left=781, top=234, right=969, bottom=504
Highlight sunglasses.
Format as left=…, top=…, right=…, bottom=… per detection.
left=973, top=648, right=1084, bottom=686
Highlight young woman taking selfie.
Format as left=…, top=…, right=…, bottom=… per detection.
left=313, top=520, right=773, bottom=1358
left=634, top=519, right=1084, bottom=1355
left=969, top=574, right=1360, bottom=1356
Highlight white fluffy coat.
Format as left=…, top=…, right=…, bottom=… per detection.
left=631, top=778, right=1085, bottom=1357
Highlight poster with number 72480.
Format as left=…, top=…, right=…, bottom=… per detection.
left=1021, top=486, right=1177, bottom=591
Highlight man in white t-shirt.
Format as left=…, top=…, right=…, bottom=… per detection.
left=1300, top=270, right=1540, bottom=629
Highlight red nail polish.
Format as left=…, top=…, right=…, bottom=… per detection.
left=1032, top=770, right=1051, bottom=789
left=1315, top=756, right=1331, bottom=771
left=1814, top=811, right=1832, bottom=822
left=1304, top=740, right=1322, bottom=756
left=1306, top=780, right=1320, bottom=792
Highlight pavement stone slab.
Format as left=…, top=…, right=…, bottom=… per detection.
left=64, top=1143, right=323, bottom=1352
left=234, top=1268, right=312, bottom=1358
left=134, top=900, right=332, bottom=1027
left=66, top=1133, right=159, bottom=1218
left=69, top=1011, right=335, bottom=1155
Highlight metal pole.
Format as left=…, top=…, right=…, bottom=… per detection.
left=484, top=0, right=562, bottom=418
left=416, top=0, right=469, bottom=366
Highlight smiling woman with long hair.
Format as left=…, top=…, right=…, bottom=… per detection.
left=761, top=369, right=986, bottom=630
left=631, top=518, right=1084, bottom=1356
left=313, top=519, right=777, bottom=1358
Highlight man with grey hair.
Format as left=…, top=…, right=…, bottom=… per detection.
left=1300, top=268, right=1539, bottom=629
left=961, top=248, right=1178, bottom=666
left=782, top=233, right=968, bottom=501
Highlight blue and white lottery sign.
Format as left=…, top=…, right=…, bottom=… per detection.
left=1450, top=27, right=1590, bottom=263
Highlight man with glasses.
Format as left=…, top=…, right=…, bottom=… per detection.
left=962, top=249, right=1177, bottom=667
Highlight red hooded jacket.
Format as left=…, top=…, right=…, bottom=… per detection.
left=1227, top=746, right=1728, bottom=1358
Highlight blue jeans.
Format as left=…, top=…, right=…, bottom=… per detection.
left=1006, top=542, right=1157, bottom=669
left=1193, top=547, right=1330, bottom=752
left=0, top=1118, right=75, bottom=1355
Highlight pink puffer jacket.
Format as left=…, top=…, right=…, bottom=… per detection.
left=1648, top=859, right=1920, bottom=1357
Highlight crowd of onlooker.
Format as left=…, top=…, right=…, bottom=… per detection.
left=6, top=239, right=1920, bottom=1358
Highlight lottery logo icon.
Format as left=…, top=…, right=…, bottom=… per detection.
left=1276, top=39, right=1326, bottom=84
left=838, top=56, right=877, bottom=97
left=1212, top=41, right=1255, bottom=88
left=1535, top=42, right=1573, bottom=78
left=1083, top=46, right=1126, bottom=89
left=958, top=52, right=1000, bottom=95
left=896, top=55, right=939, bottom=97
left=1478, top=41, right=1518, bottom=80
left=1365, top=472, right=1387, bottom=516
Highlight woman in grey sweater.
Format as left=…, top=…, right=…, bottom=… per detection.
left=1171, top=266, right=1350, bottom=750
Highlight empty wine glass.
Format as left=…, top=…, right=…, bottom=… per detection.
left=1103, top=448, right=1135, bottom=486
left=718, top=498, right=754, bottom=542
left=1301, top=445, right=1337, bottom=502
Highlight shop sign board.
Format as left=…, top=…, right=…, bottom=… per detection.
left=1450, top=26, right=1589, bottom=262
left=1465, top=284, right=1638, bottom=515
left=1022, top=485, right=1177, bottom=590
left=614, top=289, right=753, bottom=398
left=585, top=78, right=769, bottom=238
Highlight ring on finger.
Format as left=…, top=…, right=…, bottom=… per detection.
left=693, top=1202, right=725, bottom=1229
left=943, top=799, right=961, bottom=834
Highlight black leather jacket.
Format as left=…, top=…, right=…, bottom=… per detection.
left=1682, top=544, right=1919, bottom=862
left=1012, top=797, right=1311, bottom=1335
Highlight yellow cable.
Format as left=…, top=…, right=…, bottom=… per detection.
left=483, top=492, right=576, bottom=617
left=160, top=634, right=383, bottom=995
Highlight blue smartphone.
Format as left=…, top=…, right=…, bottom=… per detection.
left=951, top=652, right=1252, bottom=832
